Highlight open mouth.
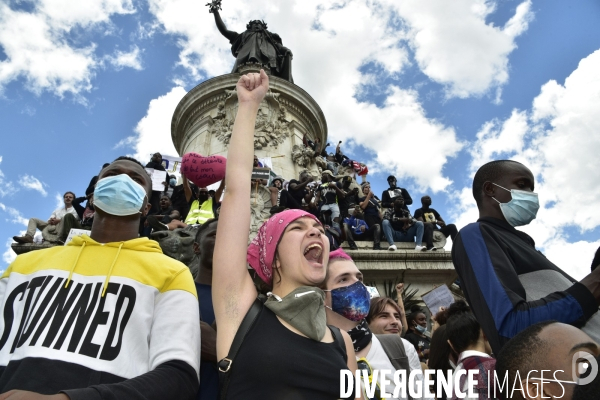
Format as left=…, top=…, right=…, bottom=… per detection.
left=303, top=243, right=323, bottom=265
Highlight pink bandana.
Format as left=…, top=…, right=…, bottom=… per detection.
left=247, top=209, right=321, bottom=284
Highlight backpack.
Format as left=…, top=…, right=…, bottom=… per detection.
left=376, top=334, right=413, bottom=400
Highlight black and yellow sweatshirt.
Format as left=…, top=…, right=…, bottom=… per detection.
left=0, top=235, right=200, bottom=399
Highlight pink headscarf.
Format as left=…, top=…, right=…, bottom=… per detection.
left=329, top=248, right=353, bottom=262
left=247, top=209, right=321, bottom=284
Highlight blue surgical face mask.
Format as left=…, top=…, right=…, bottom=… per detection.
left=94, top=174, right=147, bottom=216
left=169, top=178, right=177, bottom=187
left=324, top=280, right=370, bottom=321
left=492, top=183, right=539, bottom=227
left=415, top=324, right=427, bottom=334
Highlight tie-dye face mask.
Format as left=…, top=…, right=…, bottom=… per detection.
left=325, top=280, right=370, bottom=321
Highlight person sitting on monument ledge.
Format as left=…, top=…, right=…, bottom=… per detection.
left=414, top=195, right=458, bottom=242
left=145, top=152, right=169, bottom=214
left=383, top=197, right=432, bottom=252
left=314, top=170, right=345, bottom=234
left=288, top=170, right=316, bottom=210
left=150, top=175, right=223, bottom=231
left=268, top=176, right=302, bottom=214
left=70, top=193, right=94, bottom=231
left=339, top=176, right=360, bottom=221
left=343, top=205, right=379, bottom=251
left=13, top=191, right=79, bottom=245
left=84, top=162, right=110, bottom=197
left=381, top=175, right=413, bottom=209
left=145, top=194, right=181, bottom=235
left=358, top=182, right=383, bottom=250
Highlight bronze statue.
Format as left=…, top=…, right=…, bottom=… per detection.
left=207, top=0, right=294, bottom=82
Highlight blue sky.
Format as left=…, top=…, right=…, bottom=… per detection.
left=1, top=0, right=600, bottom=279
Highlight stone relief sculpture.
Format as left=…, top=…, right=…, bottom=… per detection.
left=210, top=101, right=234, bottom=144
left=249, top=184, right=272, bottom=242
left=151, top=226, right=199, bottom=277
left=209, top=90, right=291, bottom=150
left=291, top=144, right=315, bottom=168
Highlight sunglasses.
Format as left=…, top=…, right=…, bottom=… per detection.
left=357, top=358, right=382, bottom=400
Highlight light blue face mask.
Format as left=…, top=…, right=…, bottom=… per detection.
left=94, top=174, right=147, bottom=216
left=492, top=183, right=539, bottom=227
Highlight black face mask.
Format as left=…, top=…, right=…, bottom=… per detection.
left=198, top=193, right=209, bottom=203
left=347, top=319, right=373, bottom=352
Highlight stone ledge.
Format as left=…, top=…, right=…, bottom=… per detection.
left=11, top=242, right=59, bottom=256
left=341, top=241, right=448, bottom=251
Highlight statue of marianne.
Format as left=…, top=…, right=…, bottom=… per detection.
left=207, top=0, right=294, bottom=82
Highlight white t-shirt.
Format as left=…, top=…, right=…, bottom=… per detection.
left=361, top=336, right=430, bottom=400
left=50, top=206, right=78, bottom=220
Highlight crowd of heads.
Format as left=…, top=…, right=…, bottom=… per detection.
left=262, top=140, right=458, bottom=254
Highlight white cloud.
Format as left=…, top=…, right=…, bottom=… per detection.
left=115, top=86, right=187, bottom=161
left=469, top=109, right=530, bottom=173
left=0, top=202, right=28, bottom=225
left=54, top=192, right=64, bottom=209
left=0, top=0, right=136, bottom=99
left=147, top=0, right=464, bottom=191
left=2, top=237, right=17, bottom=266
left=106, top=46, right=143, bottom=71
left=541, top=238, right=600, bottom=281
left=19, top=174, right=48, bottom=197
left=0, top=168, right=18, bottom=198
left=452, top=48, right=600, bottom=280
left=394, top=0, right=533, bottom=98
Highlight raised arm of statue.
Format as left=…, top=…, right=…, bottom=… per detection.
left=210, top=6, right=238, bottom=42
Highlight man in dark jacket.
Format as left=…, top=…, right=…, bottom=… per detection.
left=145, top=152, right=168, bottom=214
left=452, top=159, right=600, bottom=355
left=381, top=175, right=412, bottom=209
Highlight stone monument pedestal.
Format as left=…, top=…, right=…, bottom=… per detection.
left=169, top=68, right=461, bottom=308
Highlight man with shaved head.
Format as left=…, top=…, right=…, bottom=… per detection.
left=452, top=160, right=600, bottom=355
left=496, top=321, right=599, bottom=400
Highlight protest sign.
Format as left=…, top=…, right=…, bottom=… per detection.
left=64, top=229, right=90, bottom=245
left=251, top=167, right=271, bottom=182
left=421, top=284, right=455, bottom=314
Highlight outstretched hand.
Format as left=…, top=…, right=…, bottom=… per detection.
left=236, top=70, right=269, bottom=106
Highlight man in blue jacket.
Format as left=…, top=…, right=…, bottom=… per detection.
left=343, top=205, right=374, bottom=250
left=452, top=160, right=600, bottom=355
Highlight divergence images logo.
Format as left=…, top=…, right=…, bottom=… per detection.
left=572, top=351, right=598, bottom=386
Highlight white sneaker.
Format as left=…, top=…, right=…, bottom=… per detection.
left=388, top=244, right=397, bottom=251
left=415, top=245, right=426, bottom=252
left=427, top=247, right=437, bottom=252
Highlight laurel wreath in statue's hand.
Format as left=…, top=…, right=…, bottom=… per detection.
left=206, top=0, right=222, bottom=13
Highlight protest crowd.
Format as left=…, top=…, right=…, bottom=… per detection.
left=3, top=70, right=600, bottom=400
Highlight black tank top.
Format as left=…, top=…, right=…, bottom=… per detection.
left=226, top=306, right=350, bottom=399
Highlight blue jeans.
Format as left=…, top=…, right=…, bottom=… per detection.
left=382, top=219, right=424, bottom=246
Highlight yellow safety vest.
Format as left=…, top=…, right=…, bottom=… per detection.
left=185, top=198, right=215, bottom=225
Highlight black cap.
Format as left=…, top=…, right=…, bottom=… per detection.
left=387, top=175, right=396, bottom=181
